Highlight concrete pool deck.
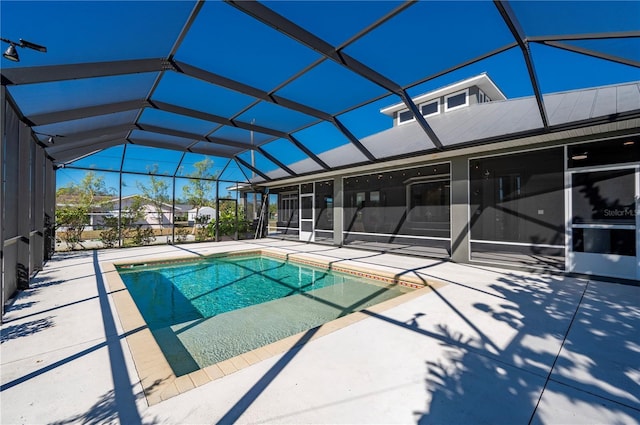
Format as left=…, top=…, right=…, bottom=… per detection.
left=1, top=240, right=639, bottom=424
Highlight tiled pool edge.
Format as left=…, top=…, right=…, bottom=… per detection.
left=102, top=249, right=448, bottom=406
left=115, top=248, right=431, bottom=289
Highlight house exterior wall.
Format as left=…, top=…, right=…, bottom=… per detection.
left=468, top=86, right=481, bottom=106
left=450, top=157, right=470, bottom=263
left=267, top=130, right=640, bottom=280
left=99, top=197, right=176, bottom=228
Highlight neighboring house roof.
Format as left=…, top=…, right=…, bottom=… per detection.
left=112, top=194, right=183, bottom=210
left=275, top=81, right=640, bottom=178
left=188, top=206, right=216, bottom=214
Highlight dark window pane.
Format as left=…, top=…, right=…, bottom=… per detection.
left=572, top=169, right=636, bottom=225
left=343, top=163, right=450, bottom=239
left=447, top=92, right=466, bottom=109
left=301, top=221, right=313, bottom=232
left=315, top=180, right=333, bottom=231
left=274, top=186, right=298, bottom=229
left=470, top=148, right=565, bottom=244
left=301, top=196, right=313, bottom=219
left=572, top=228, right=636, bottom=256
left=408, top=180, right=450, bottom=223
left=399, top=110, right=414, bottom=122
left=568, top=136, right=640, bottom=168
left=421, top=101, right=438, bottom=116
left=301, top=183, right=313, bottom=194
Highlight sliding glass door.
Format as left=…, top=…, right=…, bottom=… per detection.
left=568, top=166, right=639, bottom=279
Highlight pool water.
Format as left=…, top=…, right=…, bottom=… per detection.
left=118, top=254, right=411, bottom=376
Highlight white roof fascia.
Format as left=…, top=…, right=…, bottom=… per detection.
left=380, top=73, right=507, bottom=116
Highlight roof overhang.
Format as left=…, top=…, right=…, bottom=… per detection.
left=380, top=73, right=507, bottom=117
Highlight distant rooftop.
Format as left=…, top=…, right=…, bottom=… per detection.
left=380, top=74, right=507, bottom=117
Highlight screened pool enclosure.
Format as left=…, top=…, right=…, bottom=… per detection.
left=2, top=0, right=639, bottom=306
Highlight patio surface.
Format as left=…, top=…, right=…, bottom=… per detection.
left=1, top=240, right=638, bottom=424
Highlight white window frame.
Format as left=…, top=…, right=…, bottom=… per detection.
left=397, top=109, right=415, bottom=126
left=444, top=89, right=469, bottom=112
left=279, top=191, right=298, bottom=225
left=420, top=100, right=440, bottom=117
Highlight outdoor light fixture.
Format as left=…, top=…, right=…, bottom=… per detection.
left=3, top=44, right=19, bottom=61
left=33, top=131, right=61, bottom=145
left=623, top=140, right=635, bottom=146
left=1, top=37, right=47, bottom=62
left=571, top=152, right=588, bottom=160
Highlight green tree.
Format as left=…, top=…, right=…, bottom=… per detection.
left=55, top=206, right=88, bottom=250
left=208, top=199, right=249, bottom=238
left=182, top=158, right=216, bottom=234
left=136, top=164, right=170, bottom=228
left=76, top=171, right=109, bottom=208
left=55, top=171, right=113, bottom=250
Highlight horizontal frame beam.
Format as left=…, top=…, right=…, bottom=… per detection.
left=186, top=144, right=242, bottom=158
left=171, top=61, right=333, bottom=122
left=538, top=40, right=640, bottom=69
left=135, top=123, right=250, bottom=150
left=527, top=31, right=640, bottom=42
left=28, top=99, right=148, bottom=126
left=151, top=100, right=288, bottom=139
left=49, top=138, right=124, bottom=161
left=1, top=58, right=168, bottom=86
left=52, top=123, right=134, bottom=144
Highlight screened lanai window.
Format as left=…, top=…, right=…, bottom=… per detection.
left=269, top=186, right=299, bottom=240
left=469, top=147, right=565, bottom=269
left=343, top=164, right=451, bottom=258
left=314, top=180, right=334, bottom=244
left=407, top=178, right=450, bottom=224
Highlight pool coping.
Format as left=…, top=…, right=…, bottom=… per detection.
left=102, top=248, right=448, bottom=406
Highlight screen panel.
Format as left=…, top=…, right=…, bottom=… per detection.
left=152, top=72, right=256, bottom=118
left=344, top=1, right=514, bottom=86
left=264, top=0, right=399, bottom=47
left=235, top=101, right=318, bottom=133
left=173, top=1, right=320, bottom=92
left=0, top=1, right=193, bottom=67
left=275, top=60, right=387, bottom=115
left=64, top=145, right=125, bottom=171
left=7, top=73, right=158, bottom=116
left=122, top=145, right=184, bottom=175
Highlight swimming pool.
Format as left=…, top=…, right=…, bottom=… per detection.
left=117, top=253, right=414, bottom=376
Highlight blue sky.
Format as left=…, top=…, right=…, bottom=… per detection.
left=2, top=1, right=638, bottom=194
